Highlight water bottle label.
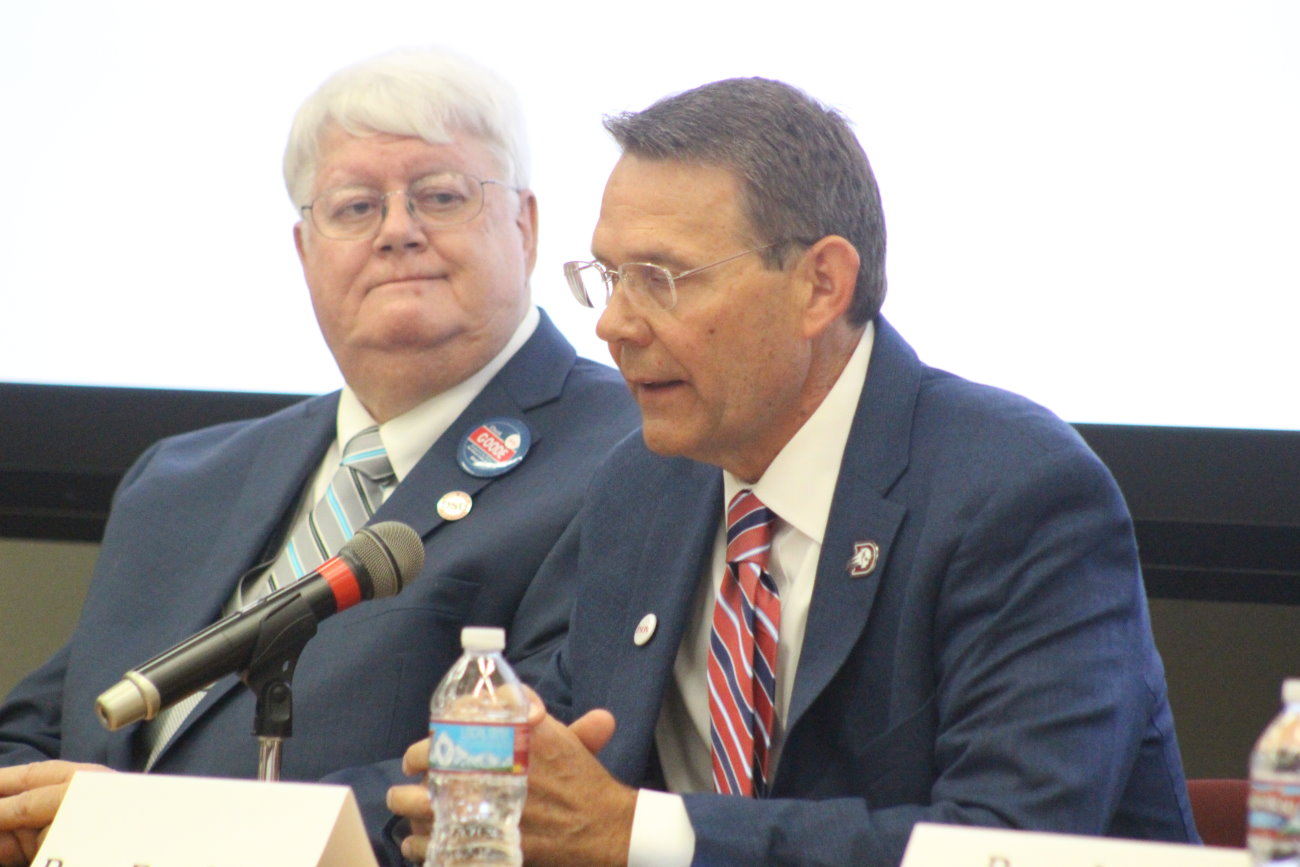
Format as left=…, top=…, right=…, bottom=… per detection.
left=428, top=721, right=529, bottom=774
left=1249, top=779, right=1300, bottom=859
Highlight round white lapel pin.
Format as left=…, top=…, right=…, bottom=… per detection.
left=437, top=490, right=473, bottom=521
left=634, top=613, right=658, bottom=646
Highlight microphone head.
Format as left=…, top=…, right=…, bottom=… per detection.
left=348, top=521, right=424, bottom=599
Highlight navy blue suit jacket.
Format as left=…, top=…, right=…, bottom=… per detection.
left=0, top=311, right=640, bottom=865
left=536, top=317, right=1197, bottom=865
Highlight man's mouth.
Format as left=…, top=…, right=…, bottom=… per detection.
left=632, top=378, right=685, bottom=396
left=371, top=274, right=446, bottom=290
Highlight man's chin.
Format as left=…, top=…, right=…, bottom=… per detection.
left=331, top=330, right=459, bottom=372
left=639, top=424, right=693, bottom=460
left=351, top=313, right=460, bottom=349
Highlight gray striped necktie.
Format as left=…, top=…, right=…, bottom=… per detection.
left=240, top=425, right=396, bottom=604
left=141, top=426, right=395, bottom=769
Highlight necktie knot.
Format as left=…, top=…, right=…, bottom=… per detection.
left=341, top=426, right=395, bottom=484
left=244, top=424, right=395, bottom=604
left=726, top=489, right=775, bottom=573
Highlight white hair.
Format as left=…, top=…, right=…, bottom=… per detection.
left=283, top=47, right=530, bottom=207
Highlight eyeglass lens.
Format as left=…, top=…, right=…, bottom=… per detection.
left=309, top=172, right=487, bottom=239
left=568, top=262, right=676, bottom=311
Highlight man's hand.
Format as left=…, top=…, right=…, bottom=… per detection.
left=388, top=690, right=637, bottom=866
left=519, top=705, right=635, bottom=866
left=389, top=742, right=434, bottom=863
left=0, top=760, right=110, bottom=867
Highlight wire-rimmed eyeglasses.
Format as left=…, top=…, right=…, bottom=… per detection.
left=301, top=171, right=513, bottom=241
left=564, top=244, right=777, bottom=312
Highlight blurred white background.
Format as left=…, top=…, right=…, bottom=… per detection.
left=3, top=0, right=1296, bottom=429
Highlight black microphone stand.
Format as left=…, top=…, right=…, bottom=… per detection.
left=237, top=592, right=323, bottom=781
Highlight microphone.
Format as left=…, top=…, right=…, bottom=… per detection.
left=95, top=520, right=424, bottom=731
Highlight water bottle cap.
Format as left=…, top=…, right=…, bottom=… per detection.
left=1284, top=679, right=1300, bottom=705
left=461, top=626, right=506, bottom=653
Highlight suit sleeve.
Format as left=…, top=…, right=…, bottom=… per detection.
left=316, top=758, right=408, bottom=865
left=0, top=646, right=70, bottom=766
left=680, top=442, right=1181, bottom=865
left=526, top=516, right=585, bottom=725
left=0, top=441, right=164, bottom=769
left=505, top=511, right=586, bottom=690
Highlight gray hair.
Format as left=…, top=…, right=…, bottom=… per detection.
left=603, top=78, right=886, bottom=325
left=283, top=47, right=530, bottom=207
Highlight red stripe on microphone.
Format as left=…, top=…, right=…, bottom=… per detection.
left=319, top=556, right=362, bottom=611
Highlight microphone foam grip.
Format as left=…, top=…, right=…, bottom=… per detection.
left=351, top=521, right=424, bottom=598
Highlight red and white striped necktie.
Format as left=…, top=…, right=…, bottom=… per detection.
left=708, top=489, right=780, bottom=797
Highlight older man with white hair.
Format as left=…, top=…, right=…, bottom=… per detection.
left=0, top=47, right=637, bottom=866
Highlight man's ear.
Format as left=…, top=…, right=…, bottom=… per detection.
left=798, top=235, right=860, bottom=339
left=516, top=189, right=540, bottom=277
left=293, top=221, right=307, bottom=267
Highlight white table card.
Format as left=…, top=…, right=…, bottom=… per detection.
left=34, top=771, right=378, bottom=867
left=902, top=821, right=1249, bottom=867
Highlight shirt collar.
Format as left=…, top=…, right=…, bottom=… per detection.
left=723, top=320, right=874, bottom=545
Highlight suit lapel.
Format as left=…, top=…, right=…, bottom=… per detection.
left=373, top=311, right=573, bottom=535
left=600, top=461, right=722, bottom=780
left=373, top=374, right=539, bottom=536
left=188, top=399, right=338, bottom=622
left=786, top=317, right=922, bottom=736
left=107, top=396, right=337, bottom=767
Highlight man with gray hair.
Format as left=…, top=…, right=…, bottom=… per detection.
left=390, top=76, right=1197, bottom=864
left=0, top=48, right=636, bottom=865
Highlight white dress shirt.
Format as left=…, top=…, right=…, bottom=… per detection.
left=628, top=322, right=875, bottom=866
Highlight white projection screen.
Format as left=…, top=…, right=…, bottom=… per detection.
left=3, top=0, right=1298, bottom=432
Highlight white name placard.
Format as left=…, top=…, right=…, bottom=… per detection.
left=902, top=822, right=1249, bottom=867
left=33, top=771, right=378, bottom=867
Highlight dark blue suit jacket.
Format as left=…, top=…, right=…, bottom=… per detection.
left=536, top=317, right=1198, bottom=865
left=0, top=311, right=640, bottom=865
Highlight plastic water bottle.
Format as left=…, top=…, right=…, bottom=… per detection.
left=1249, top=679, right=1300, bottom=865
left=426, top=626, right=529, bottom=867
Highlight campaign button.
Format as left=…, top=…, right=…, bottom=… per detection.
left=457, top=418, right=532, bottom=478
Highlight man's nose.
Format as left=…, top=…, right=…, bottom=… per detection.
left=595, top=282, right=653, bottom=348
left=374, top=193, right=427, bottom=251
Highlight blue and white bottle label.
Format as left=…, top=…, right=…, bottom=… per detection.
left=1249, top=779, right=1300, bottom=862
left=429, top=721, right=529, bottom=774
